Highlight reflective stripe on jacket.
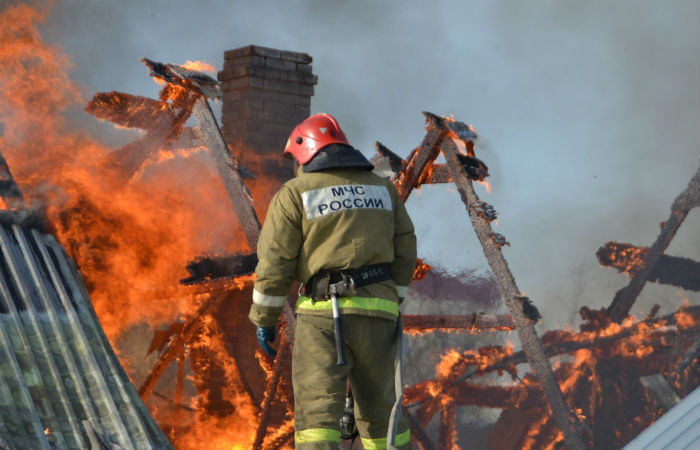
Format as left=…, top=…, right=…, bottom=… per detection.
left=250, top=167, right=417, bottom=327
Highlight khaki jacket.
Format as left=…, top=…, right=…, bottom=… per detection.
left=249, top=167, right=417, bottom=327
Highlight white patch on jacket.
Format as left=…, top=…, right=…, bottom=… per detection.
left=301, top=184, right=392, bottom=220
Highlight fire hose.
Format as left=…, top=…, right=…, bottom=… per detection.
left=387, top=313, right=404, bottom=450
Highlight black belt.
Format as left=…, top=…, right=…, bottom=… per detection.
left=304, top=263, right=392, bottom=300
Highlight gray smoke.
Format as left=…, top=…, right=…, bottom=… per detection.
left=34, top=0, right=700, bottom=326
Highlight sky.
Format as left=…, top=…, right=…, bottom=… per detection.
left=13, top=0, right=700, bottom=326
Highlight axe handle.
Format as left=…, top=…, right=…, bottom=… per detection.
left=331, top=294, right=347, bottom=366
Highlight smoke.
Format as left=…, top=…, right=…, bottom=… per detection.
left=22, top=0, right=700, bottom=326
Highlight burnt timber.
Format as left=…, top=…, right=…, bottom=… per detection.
left=374, top=112, right=588, bottom=450
left=607, top=167, right=700, bottom=323
left=597, top=242, right=700, bottom=292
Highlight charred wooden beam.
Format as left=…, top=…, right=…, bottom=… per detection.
left=402, top=313, right=514, bottom=334
left=372, top=141, right=405, bottom=174
left=180, top=252, right=258, bottom=285
left=142, top=57, right=222, bottom=100
left=406, top=379, right=532, bottom=412
left=438, top=404, right=457, bottom=450
left=0, top=145, right=44, bottom=229
left=151, top=391, right=197, bottom=412
left=252, top=330, right=293, bottom=450
left=139, top=58, right=262, bottom=247
left=85, top=91, right=176, bottom=130
left=394, top=120, right=449, bottom=202
left=476, top=305, right=700, bottom=375
left=138, top=277, right=255, bottom=400
left=89, top=89, right=200, bottom=177
left=191, top=97, right=261, bottom=248
left=261, top=419, right=294, bottom=450
left=371, top=141, right=452, bottom=184
left=0, top=152, right=24, bottom=210
left=435, top=112, right=588, bottom=450
left=403, top=407, right=437, bottom=450
left=608, top=166, right=700, bottom=323
left=597, top=242, right=700, bottom=291
left=252, top=297, right=297, bottom=450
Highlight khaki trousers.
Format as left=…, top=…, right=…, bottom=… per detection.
left=292, top=313, right=411, bottom=450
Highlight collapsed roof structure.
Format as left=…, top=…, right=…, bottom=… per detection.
left=1, top=41, right=698, bottom=450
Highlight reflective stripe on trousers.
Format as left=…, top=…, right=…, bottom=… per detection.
left=296, top=295, right=399, bottom=317
left=362, top=429, right=411, bottom=449
left=295, top=427, right=341, bottom=446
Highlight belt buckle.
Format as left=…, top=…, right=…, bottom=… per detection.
left=328, top=271, right=357, bottom=298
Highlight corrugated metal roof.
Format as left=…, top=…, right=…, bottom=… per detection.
left=0, top=222, right=174, bottom=450
left=622, top=385, right=700, bottom=450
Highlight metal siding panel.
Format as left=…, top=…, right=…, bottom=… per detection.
left=0, top=225, right=85, bottom=447
left=1, top=225, right=173, bottom=450
left=664, top=414, right=700, bottom=450
left=44, top=234, right=173, bottom=450
left=0, top=225, right=44, bottom=312
left=684, top=436, right=700, bottom=450
left=0, top=224, right=28, bottom=312
left=646, top=412, right=697, bottom=449
left=29, top=229, right=139, bottom=450
left=623, top=387, right=700, bottom=450
left=0, top=318, right=52, bottom=450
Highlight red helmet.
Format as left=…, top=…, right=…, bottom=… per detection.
left=284, top=113, right=350, bottom=165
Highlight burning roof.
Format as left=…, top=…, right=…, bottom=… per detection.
left=2, top=4, right=698, bottom=448
left=0, top=155, right=173, bottom=449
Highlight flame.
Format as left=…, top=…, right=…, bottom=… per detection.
left=675, top=308, right=697, bottom=330
left=412, top=258, right=432, bottom=281
left=476, top=179, right=491, bottom=193
left=436, top=349, right=462, bottom=379
left=596, top=242, right=648, bottom=275
left=44, top=427, right=50, bottom=436
left=182, top=60, right=216, bottom=73
left=1, top=4, right=254, bottom=448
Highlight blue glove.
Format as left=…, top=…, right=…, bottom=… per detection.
left=256, top=326, right=277, bottom=357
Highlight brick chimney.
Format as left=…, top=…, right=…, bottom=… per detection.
left=205, top=45, right=316, bottom=418
left=217, top=45, right=317, bottom=216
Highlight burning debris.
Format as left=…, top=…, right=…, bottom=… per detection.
left=605, top=167, right=700, bottom=324
left=369, top=112, right=699, bottom=450
left=597, top=242, right=700, bottom=292
left=374, top=112, right=588, bottom=450
left=2, top=8, right=697, bottom=448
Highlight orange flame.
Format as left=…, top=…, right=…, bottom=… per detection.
left=182, top=60, right=216, bottom=73
left=0, top=4, right=253, bottom=448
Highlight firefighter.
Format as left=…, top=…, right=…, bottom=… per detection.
left=249, top=113, right=416, bottom=450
